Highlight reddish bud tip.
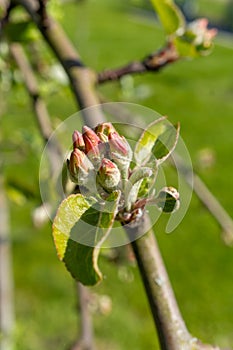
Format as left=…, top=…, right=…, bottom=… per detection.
left=108, top=132, right=129, bottom=156
left=72, top=130, right=85, bottom=150
left=68, top=148, right=88, bottom=183
left=82, top=126, right=101, bottom=155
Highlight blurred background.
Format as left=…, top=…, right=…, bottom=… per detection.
left=0, top=0, right=233, bottom=349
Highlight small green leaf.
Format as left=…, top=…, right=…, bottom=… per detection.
left=154, top=186, right=180, bottom=213
left=150, top=0, right=185, bottom=35
left=52, top=192, right=120, bottom=285
left=52, top=194, right=96, bottom=260
left=152, top=122, right=180, bottom=164
left=134, top=117, right=166, bottom=166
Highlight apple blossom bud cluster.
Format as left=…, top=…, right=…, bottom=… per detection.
left=67, top=122, right=180, bottom=224
left=68, top=123, right=132, bottom=194
left=186, top=18, right=217, bottom=53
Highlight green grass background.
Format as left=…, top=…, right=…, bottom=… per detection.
left=1, top=0, right=233, bottom=349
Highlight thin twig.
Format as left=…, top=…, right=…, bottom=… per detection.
left=16, top=0, right=104, bottom=127
left=0, top=0, right=10, bottom=21
left=9, top=41, right=95, bottom=350
left=70, top=283, right=95, bottom=350
left=173, top=154, right=233, bottom=246
left=97, top=42, right=179, bottom=84
left=37, top=0, right=48, bottom=29
left=0, top=0, right=13, bottom=35
left=10, top=42, right=62, bottom=176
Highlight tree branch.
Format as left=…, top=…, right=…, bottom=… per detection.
left=70, top=283, right=95, bottom=350
left=126, top=214, right=223, bottom=350
left=0, top=173, right=15, bottom=350
left=16, top=0, right=104, bottom=127
left=0, top=0, right=10, bottom=21
left=37, top=0, right=48, bottom=29
left=9, top=41, right=95, bottom=350
left=0, top=0, right=13, bottom=35
left=11, top=2, right=227, bottom=349
left=10, top=42, right=62, bottom=176
left=173, top=154, right=233, bottom=246
left=97, top=42, right=179, bottom=84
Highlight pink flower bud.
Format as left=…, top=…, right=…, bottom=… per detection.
left=68, top=148, right=89, bottom=183
left=72, top=130, right=85, bottom=150
left=188, top=18, right=217, bottom=50
left=108, top=132, right=129, bottom=156
left=108, top=132, right=132, bottom=179
left=82, top=126, right=102, bottom=164
left=98, top=158, right=120, bottom=190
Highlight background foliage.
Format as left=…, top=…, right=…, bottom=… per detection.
left=1, top=0, right=233, bottom=349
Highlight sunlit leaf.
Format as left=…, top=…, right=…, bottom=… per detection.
left=134, top=117, right=166, bottom=166
left=52, top=192, right=120, bottom=285
left=152, top=122, right=180, bottom=164
left=52, top=194, right=96, bottom=260
left=150, top=0, right=185, bottom=35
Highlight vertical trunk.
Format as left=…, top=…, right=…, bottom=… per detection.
left=126, top=214, right=192, bottom=350
left=0, top=175, right=14, bottom=350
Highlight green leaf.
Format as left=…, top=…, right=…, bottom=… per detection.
left=134, top=116, right=167, bottom=166
left=52, top=194, right=96, bottom=260
left=150, top=0, right=185, bottom=35
left=152, top=122, right=180, bottom=164
left=52, top=192, right=120, bottom=285
left=154, top=186, right=180, bottom=213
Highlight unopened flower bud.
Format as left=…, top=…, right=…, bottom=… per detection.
left=68, top=148, right=89, bottom=184
left=72, top=130, right=85, bottom=150
left=108, top=132, right=132, bottom=179
left=82, top=126, right=102, bottom=165
left=82, top=126, right=101, bottom=152
left=108, top=132, right=129, bottom=156
left=188, top=18, right=217, bottom=51
left=97, top=158, right=121, bottom=191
